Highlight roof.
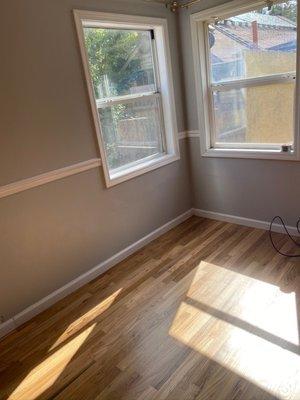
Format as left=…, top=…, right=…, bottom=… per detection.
left=268, top=39, right=297, bottom=51
left=229, top=12, right=296, bottom=29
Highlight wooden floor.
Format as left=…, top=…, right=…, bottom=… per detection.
left=1, top=216, right=300, bottom=400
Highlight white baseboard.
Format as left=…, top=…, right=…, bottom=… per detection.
left=0, top=209, right=193, bottom=339
left=2, top=207, right=296, bottom=340
left=0, top=319, right=16, bottom=339
left=193, top=208, right=299, bottom=236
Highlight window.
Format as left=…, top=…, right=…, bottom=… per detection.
left=74, top=11, right=179, bottom=186
left=191, top=0, right=299, bottom=160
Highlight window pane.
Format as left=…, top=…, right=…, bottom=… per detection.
left=209, top=0, right=297, bottom=83
left=84, top=27, right=156, bottom=99
left=98, top=96, right=164, bottom=172
left=213, top=82, right=294, bottom=144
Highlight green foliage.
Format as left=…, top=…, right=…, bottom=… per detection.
left=269, top=2, right=297, bottom=22
left=84, top=27, right=145, bottom=168
left=84, top=28, right=142, bottom=98
left=258, top=1, right=297, bottom=22
left=83, top=27, right=155, bottom=170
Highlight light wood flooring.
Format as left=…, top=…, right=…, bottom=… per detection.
left=0, top=216, right=300, bottom=400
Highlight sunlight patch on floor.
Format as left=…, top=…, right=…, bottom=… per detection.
left=49, top=288, right=122, bottom=351
left=186, top=261, right=299, bottom=345
left=8, top=324, right=96, bottom=400
left=169, top=261, right=300, bottom=399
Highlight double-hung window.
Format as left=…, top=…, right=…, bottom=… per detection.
left=74, top=11, right=179, bottom=186
left=192, top=0, right=299, bottom=159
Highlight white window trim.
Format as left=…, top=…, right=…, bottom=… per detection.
left=190, top=0, right=300, bottom=161
left=74, top=10, right=179, bottom=187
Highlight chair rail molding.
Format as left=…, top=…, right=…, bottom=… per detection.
left=178, top=131, right=201, bottom=139
left=0, top=131, right=190, bottom=200
left=0, top=158, right=101, bottom=200
left=187, top=130, right=201, bottom=137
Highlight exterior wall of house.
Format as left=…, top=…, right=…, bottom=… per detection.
left=245, top=51, right=295, bottom=144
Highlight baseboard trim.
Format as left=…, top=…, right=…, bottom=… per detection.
left=2, top=207, right=296, bottom=340
left=193, top=208, right=299, bottom=236
left=0, top=319, right=16, bottom=339
left=0, top=209, right=193, bottom=339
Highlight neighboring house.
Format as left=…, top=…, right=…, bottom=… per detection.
left=211, top=12, right=296, bottom=79
left=210, top=12, right=296, bottom=144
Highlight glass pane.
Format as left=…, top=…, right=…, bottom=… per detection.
left=209, top=0, right=297, bottom=83
left=84, top=27, right=156, bottom=99
left=213, top=82, right=294, bottom=144
left=98, top=96, right=164, bottom=172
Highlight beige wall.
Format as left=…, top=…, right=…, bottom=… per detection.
left=0, top=0, right=191, bottom=320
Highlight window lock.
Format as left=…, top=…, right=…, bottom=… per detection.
left=281, top=144, right=293, bottom=153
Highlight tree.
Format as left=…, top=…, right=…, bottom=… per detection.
left=84, top=28, right=146, bottom=98
left=259, top=1, right=297, bottom=22
left=83, top=28, right=153, bottom=169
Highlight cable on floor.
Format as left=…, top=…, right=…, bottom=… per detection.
left=269, top=215, right=300, bottom=257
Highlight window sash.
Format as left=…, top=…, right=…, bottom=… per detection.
left=210, top=76, right=296, bottom=149
left=203, top=0, right=287, bottom=24
left=204, top=22, right=297, bottom=151
left=97, top=91, right=167, bottom=158
left=74, top=10, right=179, bottom=186
left=110, top=150, right=166, bottom=177
left=96, top=91, right=160, bottom=108
left=91, top=27, right=167, bottom=164
left=209, top=77, right=296, bottom=149
left=211, top=73, right=296, bottom=92
left=91, top=27, right=168, bottom=171
left=214, top=142, right=288, bottom=150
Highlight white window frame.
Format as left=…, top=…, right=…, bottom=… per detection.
left=190, top=0, right=300, bottom=161
left=74, top=10, right=179, bottom=187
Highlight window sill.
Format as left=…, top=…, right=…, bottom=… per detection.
left=202, top=147, right=298, bottom=161
left=107, top=153, right=180, bottom=187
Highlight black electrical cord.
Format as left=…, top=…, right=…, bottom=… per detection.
left=269, top=215, right=300, bottom=257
